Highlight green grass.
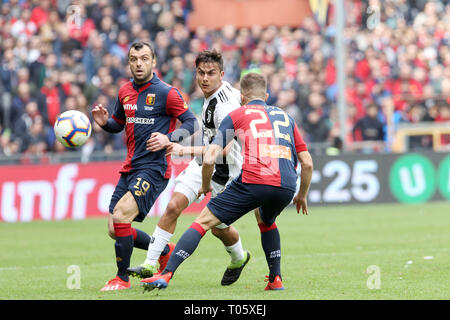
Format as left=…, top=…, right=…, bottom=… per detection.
left=1, top=202, right=449, bottom=300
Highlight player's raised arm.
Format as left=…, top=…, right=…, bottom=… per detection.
left=93, top=99, right=126, bottom=133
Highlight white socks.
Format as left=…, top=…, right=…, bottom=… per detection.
left=225, top=237, right=245, bottom=263
left=145, top=227, right=245, bottom=266
left=144, top=226, right=173, bottom=266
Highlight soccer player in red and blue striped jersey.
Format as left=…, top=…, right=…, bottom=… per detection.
left=141, top=72, right=313, bottom=291
left=93, top=42, right=198, bottom=291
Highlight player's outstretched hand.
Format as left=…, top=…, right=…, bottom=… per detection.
left=147, top=132, right=170, bottom=152
left=293, top=194, right=308, bottom=215
left=92, top=104, right=109, bottom=127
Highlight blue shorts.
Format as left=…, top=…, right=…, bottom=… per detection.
left=109, top=169, right=169, bottom=222
left=207, top=175, right=295, bottom=227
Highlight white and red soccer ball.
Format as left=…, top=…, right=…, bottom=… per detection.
left=54, top=110, right=92, bottom=148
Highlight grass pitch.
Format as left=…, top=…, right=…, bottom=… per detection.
left=1, top=202, right=449, bottom=300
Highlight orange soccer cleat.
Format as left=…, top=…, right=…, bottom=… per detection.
left=264, top=275, right=285, bottom=291
left=141, top=272, right=173, bottom=292
left=100, top=276, right=131, bottom=291
left=158, top=243, right=175, bottom=273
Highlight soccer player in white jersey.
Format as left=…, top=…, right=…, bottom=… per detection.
left=127, top=49, right=250, bottom=285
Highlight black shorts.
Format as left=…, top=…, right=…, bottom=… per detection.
left=207, top=175, right=295, bottom=227
left=109, top=169, right=169, bottom=222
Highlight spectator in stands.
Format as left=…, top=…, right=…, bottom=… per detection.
left=10, top=8, right=37, bottom=41
left=11, top=82, right=32, bottom=127
left=276, top=88, right=302, bottom=127
left=141, top=0, right=165, bottom=35
left=352, top=103, right=385, bottom=142
left=25, top=116, right=50, bottom=155
left=30, top=0, right=51, bottom=29
left=0, top=129, right=21, bottom=157
left=40, top=75, right=62, bottom=126
left=163, top=55, right=193, bottom=94
left=303, top=109, right=331, bottom=143
left=12, top=100, right=42, bottom=152
left=82, top=30, right=106, bottom=80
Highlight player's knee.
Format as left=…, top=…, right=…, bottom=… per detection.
left=212, top=225, right=239, bottom=246
left=164, top=200, right=183, bottom=221
left=212, top=225, right=234, bottom=238
left=107, top=215, right=116, bottom=239
left=211, top=226, right=227, bottom=238
left=112, top=207, right=123, bottom=224
left=211, top=226, right=222, bottom=237
left=112, top=204, right=131, bottom=224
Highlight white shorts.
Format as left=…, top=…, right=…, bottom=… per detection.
left=174, top=159, right=232, bottom=229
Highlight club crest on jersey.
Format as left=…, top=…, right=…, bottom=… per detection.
left=146, top=93, right=155, bottom=105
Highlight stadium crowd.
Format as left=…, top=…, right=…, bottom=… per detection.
left=0, top=0, right=449, bottom=160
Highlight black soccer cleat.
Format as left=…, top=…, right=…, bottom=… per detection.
left=127, top=263, right=157, bottom=279
left=221, top=251, right=251, bottom=286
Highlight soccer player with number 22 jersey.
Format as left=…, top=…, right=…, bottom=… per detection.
left=141, top=72, right=313, bottom=292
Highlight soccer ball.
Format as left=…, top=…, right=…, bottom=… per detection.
left=54, top=110, right=92, bottom=148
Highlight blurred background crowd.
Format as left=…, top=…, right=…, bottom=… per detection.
left=0, top=0, right=449, bottom=161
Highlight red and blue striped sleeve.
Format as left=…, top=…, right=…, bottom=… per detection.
left=165, top=88, right=198, bottom=142
left=166, top=88, right=189, bottom=117
left=293, top=123, right=308, bottom=153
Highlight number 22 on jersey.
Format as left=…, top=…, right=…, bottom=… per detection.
left=245, top=108, right=291, bottom=142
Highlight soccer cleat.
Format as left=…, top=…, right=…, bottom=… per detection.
left=158, top=243, right=175, bottom=273
left=221, top=250, right=251, bottom=286
left=141, top=272, right=173, bottom=292
left=100, top=276, right=131, bottom=291
left=127, top=263, right=158, bottom=279
left=264, top=275, right=285, bottom=291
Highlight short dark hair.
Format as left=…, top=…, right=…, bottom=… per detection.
left=195, top=49, right=223, bottom=71
left=128, top=41, right=155, bottom=58
left=240, top=72, right=267, bottom=99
